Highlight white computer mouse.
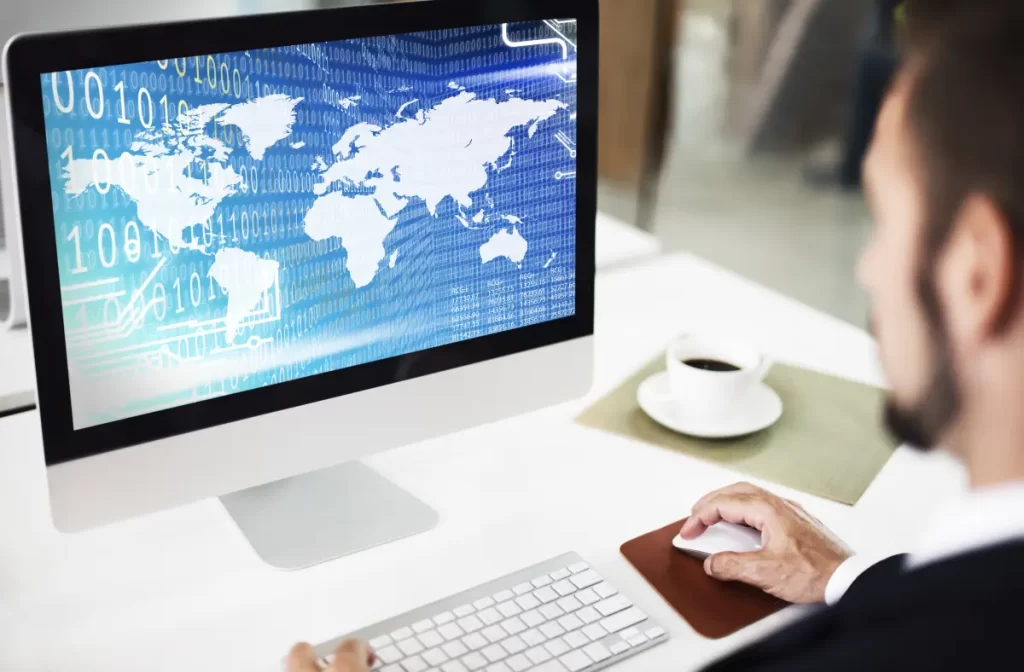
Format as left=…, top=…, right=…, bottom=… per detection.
left=672, top=522, right=763, bottom=559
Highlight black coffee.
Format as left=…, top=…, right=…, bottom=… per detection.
left=683, top=358, right=741, bottom=372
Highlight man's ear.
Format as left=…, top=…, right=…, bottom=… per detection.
left=938, top=195, right=1017, bottom=345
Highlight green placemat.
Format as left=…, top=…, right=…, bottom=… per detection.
left=577, top=357, right=896, bottom=505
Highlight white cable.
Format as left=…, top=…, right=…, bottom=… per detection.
left=501, top=23, right=568, bottom=60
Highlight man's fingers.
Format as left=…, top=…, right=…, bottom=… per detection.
left=286, top=643, right=320, bottom=672
left=331, top=640, right=374, bottom=672
left=688, top=493, right=776, bottom=535
left=703, top=551, right=769, bottom=587
left=692, top=482, right=764, bottom=513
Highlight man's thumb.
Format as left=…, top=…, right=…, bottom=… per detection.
left=704, top=551, right=752, bottom=582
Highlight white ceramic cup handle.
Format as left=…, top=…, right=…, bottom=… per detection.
left=754, top=357, right=773, bottom=381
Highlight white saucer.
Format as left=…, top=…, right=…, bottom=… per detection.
left=637, top=371, right=783, bottom=439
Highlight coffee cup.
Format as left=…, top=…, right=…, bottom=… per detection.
left=661, top=335, right=772, bottom=418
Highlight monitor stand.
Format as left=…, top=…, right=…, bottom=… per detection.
left=220, top=461, right=439, bottom=570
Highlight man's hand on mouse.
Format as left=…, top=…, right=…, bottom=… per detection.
left=679, top=482, right=853, bottom=604
left=286, top=639, right=373, bottom=672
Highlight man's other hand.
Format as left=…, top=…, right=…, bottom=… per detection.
left=679, top=482, right=853, bottom=604
left=287, top=640, right=374, bottom=672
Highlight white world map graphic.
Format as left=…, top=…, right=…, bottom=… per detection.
left=62, top=91, right=566, bottom=342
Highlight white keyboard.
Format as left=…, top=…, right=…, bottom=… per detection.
left=312, top=552, right=668, bottom=672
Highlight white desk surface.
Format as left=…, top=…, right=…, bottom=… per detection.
left=594, top=212, right=661, bottom=270
left=0, top=213, right=654, bottom=416
left=0, top=252, right=965, bottom=672
left=0, top=327, right=33, bottom=413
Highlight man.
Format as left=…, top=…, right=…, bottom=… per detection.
left=290, top=1, right=1024, bottom=669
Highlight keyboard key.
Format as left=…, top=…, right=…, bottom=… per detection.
left=619, top=628, right=640, bottom=641
left=419, top=630, right=444, bottom=650
left=568, top=562, right=589, bottom=574
left=497, top=601, right=521, bottom=618
left=455, top=605, right=476, bottom=618
left=494, top=589, right=516, bottom=603
left=442, top=641, right=469, bottom=659
left=458, top=615, right=484, bottom=633
left=479, top=608, right=503, bottom=626
left=552, top=580, right=576, bottom=597
left=515, top=594, right=541, bottom=611
left=540, top=622, right=566, bottom=639
left=482, top=644, right=508, bottom=663
left=439, top=623, right=464, bottom=641
left=563, top=631, right=589, bottom=649
left=370, top=635, right=394, bottom=650
left=398, top=638, right=424, bottom=656
left=645, top=626, right=666, bottom=640
left=512, top=583, right=533, bottom=596
left=413, top=620, right=435, bottom=634
left=557, top=614, right=583, bottom=632
left=532, top=575, right=553, bottom=588
left=521, top=629, right=546, bottom=647
left=539, top=603, right=564, bottom=620
left=550, top=568, right=571, bottom=581
left=463, top=633, right=488, bottom=651
left=380, top=664, right=401, bottom=672
left=569, top=571, right=602, bottom=590
left=576, top=607, right=600, bottom=625
left=400, top=655, right=428, bottom=672
left=575, top=589, right=599, bottom=606
left=556, top=596, right=582, bottom=613
left=544, top=638, right=570, bottom=657
left=521, top=609, right=546, bottom=627
left=391, top=627, right=415, bottom=642
left=609, top=641, right=629, bottom=655
left=526, top=646, right=552, bottom=664
left=474, top=597, right=496, bottom=610
left=627, top=634, right=648, bottom=647
left=534, top=662, right=571, bottom=672
left=442, top=661, right=469, bottom=672
left=434, top=612, right=456, bottom=626
left=486, top=664, right=512, bottom=672
left=377, top=646, right=403, bottom=664
left=581, top=624, right=606, bottom=642
left=502, top=635, right=528, bottom=655
left=559, top=650, right=592, bottom=671
left=423, top=648, right=449, bottom=666
left=595, top=595, right=632, bottom=617
left=534, top=587, right=559, bottom=604
left=463, top=652, right=488, bottom=670
left=593, top=583, right=617, bottom=599
left=506, top=654, right=531, bottom=672
left=582, top=642, right=611, bottom=664
left=501, top=617, right=527, bottom=636
left=482, top=626, right=506, bottom=644
left=599, top=607, right=647, bottom=634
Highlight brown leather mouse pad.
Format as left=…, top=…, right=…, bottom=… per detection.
left=621, top=518, right=787, bottom=639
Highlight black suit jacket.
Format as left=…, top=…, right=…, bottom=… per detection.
left=700, top=541, right=1024, bottom=671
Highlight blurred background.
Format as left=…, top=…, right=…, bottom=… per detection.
left=0, top=0, right=895, bottom=330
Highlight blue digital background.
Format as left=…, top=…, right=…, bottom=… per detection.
left=41, top=20, right=578, bottom=428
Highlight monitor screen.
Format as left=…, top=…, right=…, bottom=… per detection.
left=40, top=20, right=578, bottom=429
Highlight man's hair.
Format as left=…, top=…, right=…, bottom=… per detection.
left=900, top=1, right=1024, bottom=329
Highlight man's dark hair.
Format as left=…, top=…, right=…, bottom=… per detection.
left=879, top=1, right=1024, bottom=450
left=900, top=0, right=1024, bottom=330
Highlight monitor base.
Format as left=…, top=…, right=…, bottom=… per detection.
left=220, top=461, right=439, bottom=570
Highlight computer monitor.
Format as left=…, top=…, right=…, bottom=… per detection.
left=4, top=0, right=596, bottom=568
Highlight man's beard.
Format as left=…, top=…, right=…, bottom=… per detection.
left=879, top=272, right=962, bottom=452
